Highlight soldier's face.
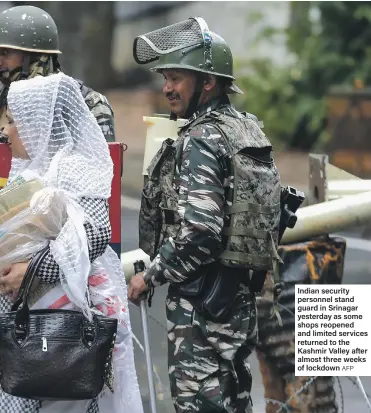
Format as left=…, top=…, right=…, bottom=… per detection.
left=3, top=109, right=29, bottom=160
left=0, top=48, right=24, bottom=71
left=162, top=69, right=197, bottom=117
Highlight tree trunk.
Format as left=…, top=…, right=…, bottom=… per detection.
left=288, top=2, right=312, bottom=55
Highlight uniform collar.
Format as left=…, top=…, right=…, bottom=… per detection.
left=184, top=94, right=231, bottom=126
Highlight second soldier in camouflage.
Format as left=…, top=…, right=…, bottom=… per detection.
left=0, top=5, right=115, bottom=142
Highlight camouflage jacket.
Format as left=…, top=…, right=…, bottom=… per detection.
left=0, top=57, right=115, bottom=142
left=141, top=95, right=280, bottom=287
left=76, top=80, right=115, bottom=142
left=86, top=90, right=115, bottom=142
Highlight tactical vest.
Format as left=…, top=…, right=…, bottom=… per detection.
left=139, top=136, right=181, bottom=261
left=138, top=109, right=282, bottom=274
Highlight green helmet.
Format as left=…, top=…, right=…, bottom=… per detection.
left=133, top=17, right=242, bottom=94
left=0, top=5, right=61, bottom=54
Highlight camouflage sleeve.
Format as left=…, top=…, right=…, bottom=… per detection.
left=86, top=90, right=116, bottom=142
left=143, top=125, right=226, bottom=287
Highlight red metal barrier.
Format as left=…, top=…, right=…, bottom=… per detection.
left=0, top=142, right=124, bottom=256
left=0, top=142, right=11, bottom=190
left=108, top=143, right=125, bottom=257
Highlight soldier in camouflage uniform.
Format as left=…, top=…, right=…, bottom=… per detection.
left=0, top=5, right=115, bottom=142
left=129, top=18, right=282, bottom=413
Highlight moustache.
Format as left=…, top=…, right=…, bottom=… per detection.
left=166, top=92, right=180, bottom=100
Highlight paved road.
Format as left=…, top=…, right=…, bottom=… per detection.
left=121, top=196, right=371, bottom=413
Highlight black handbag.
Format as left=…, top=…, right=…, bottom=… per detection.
left=0, top=247, right=118, bottom=401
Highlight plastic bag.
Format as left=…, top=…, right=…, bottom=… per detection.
left=0, top=174, right=67, bottom=273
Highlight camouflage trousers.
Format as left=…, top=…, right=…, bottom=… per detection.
left=166, top=284, right=258, bottom=413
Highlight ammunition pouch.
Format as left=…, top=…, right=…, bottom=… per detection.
left=249, top=269, right=268, bottom=293
left=169, top=263, right=250, bottom=323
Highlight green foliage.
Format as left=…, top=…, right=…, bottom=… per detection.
left=232, top=59, right=300, bottom=150
left=233, top=1, right=371, bottom=151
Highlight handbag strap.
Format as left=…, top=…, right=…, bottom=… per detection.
left=11, top=246, right=50, bottom=312
left=13, top=246, right=94, bottom=312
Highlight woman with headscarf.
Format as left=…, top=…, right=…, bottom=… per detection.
left=0, top=72, right=143, bottom=413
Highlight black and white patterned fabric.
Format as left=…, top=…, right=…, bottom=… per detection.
left=38, top=197, right=111, bottom=283
left=86, top=398, right=99, bottom=413
left=0, top=294, right=11, bottom=313
left=0, top=394, right=41, bottom=413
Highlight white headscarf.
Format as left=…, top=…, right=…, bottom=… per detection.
left=8, top=72, right=113, bottom=318
left=8, top=71, right=113, bottom=197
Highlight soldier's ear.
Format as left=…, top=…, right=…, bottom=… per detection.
left=203, top=74, right=217, bottom=91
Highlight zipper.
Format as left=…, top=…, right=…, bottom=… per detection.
left=42, top=337, right=47, bottom=352
left=39, top=336, right=82, bottom=351
left=27, top=336, right=81, bottom=343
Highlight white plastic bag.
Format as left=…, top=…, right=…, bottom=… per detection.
left=0, top=177, right=66, bottom=273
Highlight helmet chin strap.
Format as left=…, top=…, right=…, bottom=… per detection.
left=169, top=74, right=205, bottom=121
left=19, top=53, right=30, bottom=80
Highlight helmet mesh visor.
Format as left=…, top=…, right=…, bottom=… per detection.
left=134, top=19, right=203, bottom=64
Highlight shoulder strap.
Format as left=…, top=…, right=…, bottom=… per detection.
left=74, top=78, right=93, bottom=100
left=11, top=247, right=50, bottom=311
left=178, top=110, right=215, bottom=134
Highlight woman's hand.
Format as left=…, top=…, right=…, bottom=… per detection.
left=0, top=261, right=30, bottom=300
